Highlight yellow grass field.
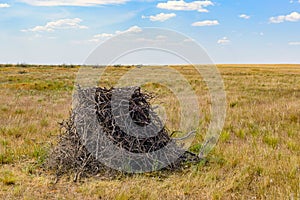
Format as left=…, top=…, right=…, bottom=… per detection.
left=0, top=64, right=299, bottom=199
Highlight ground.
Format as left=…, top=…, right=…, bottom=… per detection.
left=0, top=64, right=299, bottom=199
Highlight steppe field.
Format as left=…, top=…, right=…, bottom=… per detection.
left=0, top=64, right=299, bottom=199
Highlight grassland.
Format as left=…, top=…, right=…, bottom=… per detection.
left=0, top=64, right=299, bottom=199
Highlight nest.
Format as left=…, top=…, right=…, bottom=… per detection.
left=46, top=87, right=200, bottom=181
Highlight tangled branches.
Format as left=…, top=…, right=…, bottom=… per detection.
left=46, top=87, right=200, bottom=180
left=94, top=87, right=171, bottom=153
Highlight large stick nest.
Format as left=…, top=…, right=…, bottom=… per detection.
left=46, top=87, right=200, bottom=181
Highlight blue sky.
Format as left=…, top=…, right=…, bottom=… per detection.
left=0, top=0, right=299, bottom=64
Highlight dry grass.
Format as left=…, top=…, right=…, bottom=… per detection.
left=0, top=64, right=299, bottom=199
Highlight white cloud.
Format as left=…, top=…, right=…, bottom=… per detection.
left=217, top=37, right=230, bottom=45
left=93, top=33, right=114, bottom=38
left=18, top=0, right=129, bottom=6
left=89, top=26, right=142, bottom=42
left=183, top=38, right=195, bottom=42
left=269, top=12, right=300, bottom=23
left=192, top=20, right=219, bottom=26
left=0, top=3, right=10, bottom=8
left=239, top=14, right=250, bottom=19
left=115, top=25, right=142, bottom=34
left=288, top=41, right=300, bottom=45
left=157, top=0, right=214, bottom=12
left=290, top=0, right=300, bottom=3
left=22, top=18, right=88, bottom=32
left=142, top=13, right=176, bottom=22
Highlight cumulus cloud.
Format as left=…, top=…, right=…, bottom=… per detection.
left=183, top=38, right=195, bottom=42
left=22, top=18, right=88, bottom=32
left=192, top=20, right=219, bottom=26
left=89, top=26, right=142, bottom=42
left=157, top=0, right=214, bottom=12
left=239, top=14, right=250, bottom=19
left=93, top=33, right=114, bottom=38
left=142, top=13, right=176, bottom=22
left=18, top=0, right=128, bottom=6
left=115, top=25, right=142, bottom=34
left=288, top=41, right=300, bottom=45
left=0, top=3, right=10, bottom=8
left=269, top=12, right=300, bottom=23
left=217, top=37, right=230, bottom=45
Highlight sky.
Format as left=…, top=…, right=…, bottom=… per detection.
left=0, top=0, right=300, bottom=64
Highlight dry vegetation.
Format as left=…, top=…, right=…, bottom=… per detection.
left=0, top=64, right=299, bottom=199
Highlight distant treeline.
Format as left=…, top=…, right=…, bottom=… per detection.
left=0, top=64, right=167, bottom=68
left=0, top=64, right=79, bottom=68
